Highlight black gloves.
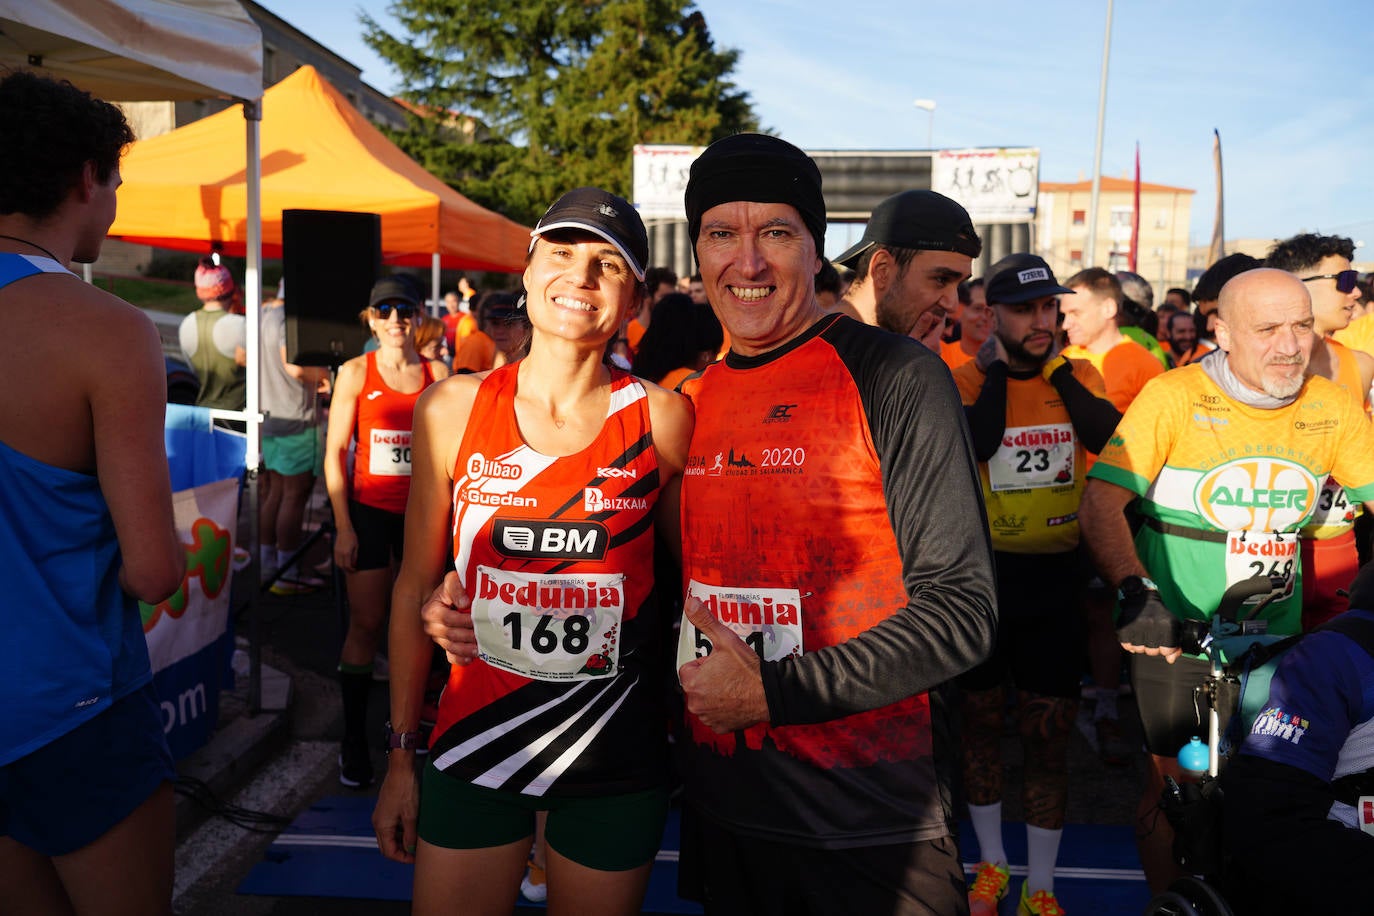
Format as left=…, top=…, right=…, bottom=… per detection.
left=1116, top=588, right=1180, bottom=651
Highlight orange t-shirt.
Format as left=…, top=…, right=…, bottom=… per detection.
left=1062, top=337, right=1164, bottom=411
left=940, top=339, right=975, bottom=371
left=453, top=330, right=495, bottom=372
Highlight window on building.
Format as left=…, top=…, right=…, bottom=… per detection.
left=1072, top=210, right=1086, bottom=225
left=263, top=45, right=276, bottom=84
left=1109, top=206, right=1134, bottom=227
left=1070, top=249, right=1083, bottom=266
left=1107, top=250, right=1130, bottom=272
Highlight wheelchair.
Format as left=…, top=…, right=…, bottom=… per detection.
left=1141, top=576, right=1293, bottom=916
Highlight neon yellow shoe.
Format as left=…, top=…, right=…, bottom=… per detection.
left=1017, top=881, right=1065, bottom=915
left=968, top=861, right=1010, bottom=916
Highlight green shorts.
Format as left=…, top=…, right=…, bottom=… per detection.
left=417, top=761, right=668, bottom=871
left=261, top=427, right=323, bottom=476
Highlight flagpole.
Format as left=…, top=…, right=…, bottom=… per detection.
left=1208, top=129, right=1225, bottom=265
left=1085, top=0, right=1113, bottom=270
left=1129, top=142, right=1140, bottom=272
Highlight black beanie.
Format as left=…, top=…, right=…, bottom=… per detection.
left=684, top=134, right=826, bottom=254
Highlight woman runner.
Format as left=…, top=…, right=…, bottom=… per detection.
left=373, top=188, right=692, bottom=915
left=324, top=276, right=448, bottom=788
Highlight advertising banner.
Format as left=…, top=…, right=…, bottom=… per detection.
left=932, top=147, right=1040, bottom=223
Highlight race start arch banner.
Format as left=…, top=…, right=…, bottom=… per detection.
left=933, top=147, right=1040, bottom=223
left=632, top=144, right=704, bottom=220
left=144, top=406, right=246, bottom=760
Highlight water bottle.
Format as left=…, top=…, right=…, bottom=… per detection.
left=1177, top=736, right=1209, bottom=775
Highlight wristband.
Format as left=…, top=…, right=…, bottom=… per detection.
left=1041, top=354, right=1068, bottom=382
left=385, top=721, right=422, bottom=752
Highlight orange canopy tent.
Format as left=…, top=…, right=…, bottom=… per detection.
left=110, top=65, right=530, bottom=272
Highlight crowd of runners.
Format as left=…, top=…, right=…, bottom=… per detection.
left=4, top=69, right=1372, bottom=916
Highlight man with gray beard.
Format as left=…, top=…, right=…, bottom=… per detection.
left=1078, top=268, right=1374, bottom=893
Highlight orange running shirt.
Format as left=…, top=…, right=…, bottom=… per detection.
left=679, top=314, right=996, bottom=847
left=351, top=352, right=435, bottom=513
left=940, top=338, right=975, bottom=371
left=1302, top=338, right=1367, bottom=538
left=432, top=365, right=668, bottom=795
left=1063, top=337, right=1164, bottom=411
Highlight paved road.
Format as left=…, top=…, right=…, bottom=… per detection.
left=172, top=529, right=1148, bottom=914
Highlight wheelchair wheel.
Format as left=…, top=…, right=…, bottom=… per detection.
left=1142, top=876, right=1234, bottom=916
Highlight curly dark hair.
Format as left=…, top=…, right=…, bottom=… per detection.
left=1264, top=233, right=1356, bottom=274
left=0, top=70, right=134, bottom=219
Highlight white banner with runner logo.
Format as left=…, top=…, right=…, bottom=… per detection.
left=932, top=147, right=1039, bottom=223
left=633, top=144, right=704, bottom=220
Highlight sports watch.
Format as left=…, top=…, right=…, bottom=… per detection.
left=1117, top=575, right=1159, bottom=601
left=384, top=721, right=422, bottom=752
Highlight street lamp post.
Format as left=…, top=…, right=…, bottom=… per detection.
left=913, top=98, right=936, bottom=149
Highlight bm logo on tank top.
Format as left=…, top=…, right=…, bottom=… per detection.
left=1193, top=458, right=1318, bottom=531
left=492, top=518, right=609, bottom=561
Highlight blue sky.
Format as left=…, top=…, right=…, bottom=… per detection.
left=260, top=0, right=1372, bottom=252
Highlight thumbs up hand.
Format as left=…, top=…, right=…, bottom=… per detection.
left=678, top=597, right=769, bottom=733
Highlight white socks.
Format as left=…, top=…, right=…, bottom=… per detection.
left=967, top=801, right=1007, bottom=867
left=1025, top=824, right=1063, bottom=894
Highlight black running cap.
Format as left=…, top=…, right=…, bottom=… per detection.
left=984, top=253, right=1074, bottom=305
left=530, top=187, right=649, bottom=281
left=834, top=190, right=982, bottom=267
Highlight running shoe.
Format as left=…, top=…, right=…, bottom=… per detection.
left=520, top=859, right=547, bottom=902
left=268, top=577, right=319, bottom=596
left=1018, top=882, right=1065, bottom=916
left=1095, top=716, right=1132, bottom=767
left=338, top=740, right=374, bottom=788
left=968, top=861, right=1010, bottom=916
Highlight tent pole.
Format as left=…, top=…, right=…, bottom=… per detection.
left=244, top=97, right=265, bottom=715
left=431, top=252, right=441, bottom=316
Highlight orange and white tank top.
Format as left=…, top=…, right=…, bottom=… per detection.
left=352, top=351, right=435, bottom=513
left=431, top=364, right=666, bottom=795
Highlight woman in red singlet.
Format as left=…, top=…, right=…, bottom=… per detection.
left=324, top=276, right=449, bottom=789
left=372, top=189, right=692, bottom=916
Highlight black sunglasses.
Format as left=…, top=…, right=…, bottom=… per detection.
left=1300, top=270, right=1359, bottom=294
left=374, top=303, right=416, bottom=320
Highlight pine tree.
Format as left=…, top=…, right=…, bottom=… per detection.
left=363, top=0, right=759, bottom=225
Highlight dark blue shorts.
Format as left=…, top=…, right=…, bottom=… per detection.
left=1, top=682, right=174, bottom=856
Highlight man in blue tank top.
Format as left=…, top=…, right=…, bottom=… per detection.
left=0, top=71, right=184, bottom=914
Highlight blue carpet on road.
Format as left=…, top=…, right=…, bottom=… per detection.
left=238, top=797, right=1151, bottom=914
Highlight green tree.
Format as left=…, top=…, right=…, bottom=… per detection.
left=363, top=0, right=759, bottom=225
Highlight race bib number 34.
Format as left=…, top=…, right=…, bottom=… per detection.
left=676, top=580, right=803, bottom=679
left=369, top=428, right=412, bottom=476
left=472, top=566, right=625, bottom=682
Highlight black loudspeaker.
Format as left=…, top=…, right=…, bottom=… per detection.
left=283, top=209, right=382, bottom=366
